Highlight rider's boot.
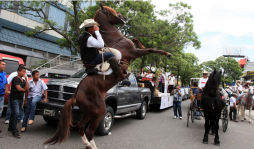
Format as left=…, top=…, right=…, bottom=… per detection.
left=108, top=58, right=130, bottom=81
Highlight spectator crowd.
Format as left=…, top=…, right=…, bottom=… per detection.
left=0, top=61, right=48, bottom=138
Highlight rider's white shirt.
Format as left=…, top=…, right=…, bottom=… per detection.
left=238, top=85, right=243, bottom=92
left=198, top=77, right=208, bottom=88
left=230, top=96, right=236, bottom=107
left=226, top=88, right=232, bottom=94
left=86, top=31, right=104, bottom=48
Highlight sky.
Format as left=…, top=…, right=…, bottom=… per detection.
left=152, top=0, right=254, bottom=64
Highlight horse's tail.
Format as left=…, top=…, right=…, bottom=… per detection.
left=43, top=97, right=76, bottom=145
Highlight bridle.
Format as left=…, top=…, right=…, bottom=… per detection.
left=99, top=9, right=126, bottom=33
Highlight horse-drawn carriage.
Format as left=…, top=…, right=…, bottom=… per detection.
left=187, top=78, right=229, bottom=132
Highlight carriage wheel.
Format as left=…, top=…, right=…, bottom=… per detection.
left=190, top=102, right=195, bottom=123
left=191, top=108, right=195, bottom=123
left=187, top=104, right=190, bottom=127
left=222, top=107, right=228, bottom=132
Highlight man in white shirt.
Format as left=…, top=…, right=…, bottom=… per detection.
left=229, top=93, right=238, bottom=122
left=79, top=19, right=128, bottom=81
left=168, top=73, right=175, bottom=94
left=196, top=70, right=209, bottom=120
left=198, top=70, right=209, bottom=92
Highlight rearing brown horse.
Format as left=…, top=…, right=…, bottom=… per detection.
left=44, top=4, right=171, bottom=149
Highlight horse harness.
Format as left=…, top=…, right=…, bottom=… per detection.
left=237, top=93, right=252, bottom=109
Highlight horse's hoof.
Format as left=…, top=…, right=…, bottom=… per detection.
left=167, top=53, right=172, bottom=58
left=214, top=142, right=220, bottom=146
left=202, top=140, right=208, bottom=144
left=241, top=120, right=244, bottom=122
left=86, top=145, right=92, bottom=149
left=249, top=121, right=252, bottom=123
left=244, top=118, right=246, bottom=120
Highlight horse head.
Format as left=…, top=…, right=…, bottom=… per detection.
left=202, top=69, right=222, bottom=97
left=95, top=4, right=127, bottom=25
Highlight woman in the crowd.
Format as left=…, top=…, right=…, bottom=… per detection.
left=139, top=68, right=146, bottom=77
left=144, top=69, right=154, bottom=78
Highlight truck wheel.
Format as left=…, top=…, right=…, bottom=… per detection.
left=96, top=106, right=114, bottom=136
left=136, top=100, right=147, bottom=119
left=43, top=116, right=58, bottom=125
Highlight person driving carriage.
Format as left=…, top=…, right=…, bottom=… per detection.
left=195, top=70, right=209, bottom=120
left=79, top=19, right=129, bottom=81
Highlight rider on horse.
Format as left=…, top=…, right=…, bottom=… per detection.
left=79, top=19, right=129, bottom=81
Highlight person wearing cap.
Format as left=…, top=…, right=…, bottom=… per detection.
left=79, top=19, right=128, bottom=81
left=195, top=70, right=209, bottom=120
left=225, top=85, right=232, bottom=96
left=229, top=93, right=238, bottom=122
left=236, top=81, right=242, bottom=94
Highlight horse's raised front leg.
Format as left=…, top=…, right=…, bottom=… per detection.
left=131, top=48, right=172, bottom=60
left=131, top=38, right=172, bottom=58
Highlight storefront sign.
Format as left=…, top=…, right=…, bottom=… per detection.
left=247, top=71, right=254, bottom=76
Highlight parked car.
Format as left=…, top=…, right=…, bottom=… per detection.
left=184, top=87, right=190, bottom=100
left=36, top=70, right=151, bottom=136
left=180, top=88, right=187, bottom=101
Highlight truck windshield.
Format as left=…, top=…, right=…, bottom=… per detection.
left=3, top=59, right=19, bottom=74
left=71, top=69, right=86, bottom=78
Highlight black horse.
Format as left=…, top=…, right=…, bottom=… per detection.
left=201, top=70, right=224, bottom=146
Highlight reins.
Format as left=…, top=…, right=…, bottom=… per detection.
left=97, top=8, right=129, bottom=80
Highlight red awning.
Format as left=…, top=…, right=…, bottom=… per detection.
left=238, top=59, right=246, bottom=68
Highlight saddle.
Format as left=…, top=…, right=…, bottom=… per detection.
left=84, top=62, right=111, bottom=75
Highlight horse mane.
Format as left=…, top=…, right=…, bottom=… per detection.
left=94, top=6, right=118, bottom=21
left=202, top=69, right=221, bottom=97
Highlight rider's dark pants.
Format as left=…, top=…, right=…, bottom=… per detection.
left=88, top=53, right=114, bottom=65
left=229, top=107, right=237, bottom=120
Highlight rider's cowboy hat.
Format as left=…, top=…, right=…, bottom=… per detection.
left=203, top=70, right=208, bottom=74
left=79, top=19, right=100, bottom=29
left=246, top=80, right=252, bottom=84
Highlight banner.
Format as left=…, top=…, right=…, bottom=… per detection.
left=160, top=72, right=173, bottom=109
left=160, top=96, right=173, bottom=109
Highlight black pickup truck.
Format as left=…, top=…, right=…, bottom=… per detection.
left=36, top=69, right=151, bottom=135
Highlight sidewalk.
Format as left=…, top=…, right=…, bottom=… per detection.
left=245, top=109, right=254, bottom=120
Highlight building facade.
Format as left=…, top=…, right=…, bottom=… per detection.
left=0, top=2, right=75, bottom=68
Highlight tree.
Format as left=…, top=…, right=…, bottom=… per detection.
left=1, top=0, right=201, bottom=74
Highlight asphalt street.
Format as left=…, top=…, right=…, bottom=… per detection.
left=0, top=100, right=253, bottom=149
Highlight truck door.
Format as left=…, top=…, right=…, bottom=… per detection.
left=128, top=74, right=139, bottom=104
